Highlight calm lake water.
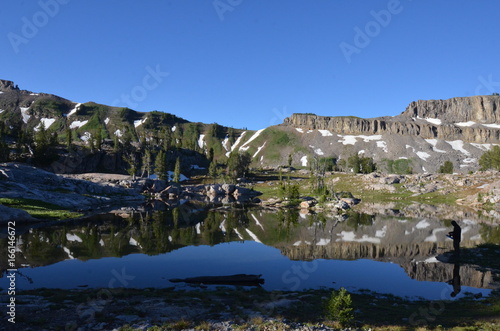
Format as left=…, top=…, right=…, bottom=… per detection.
left=1, top=204, right=497, bottom=300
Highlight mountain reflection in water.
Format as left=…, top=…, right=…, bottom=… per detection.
left=1, top=205, right=497, bottom=300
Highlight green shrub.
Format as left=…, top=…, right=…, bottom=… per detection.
left=324, top=287, right=354, bottom=327
left=479, top=145, right=500, bottom=171
left=385, top=158, right=413, bottom=174
left=439, top=160, right=454, bottom=174
left=278, top=179, right=300, bottom=200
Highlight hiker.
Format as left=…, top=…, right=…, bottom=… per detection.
left=448, top=221, right=461, bottom=255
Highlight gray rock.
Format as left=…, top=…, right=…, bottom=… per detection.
left=221, top=183, right=236, bottom=195
left=0, top=205, right=36, bottom=223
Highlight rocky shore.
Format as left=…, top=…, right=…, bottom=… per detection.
left=0, top=163, right=145, bottom=223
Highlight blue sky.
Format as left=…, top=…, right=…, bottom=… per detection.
left=1, top=1, right=500, bottom=130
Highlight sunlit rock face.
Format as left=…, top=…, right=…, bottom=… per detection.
left=284, top=96, right=500, bottom=143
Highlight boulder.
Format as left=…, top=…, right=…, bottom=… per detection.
left=221, top=184, right=236, bottom=195
left=205, top=184, right=224, bottom=197
left=341, top=197, right=360, bottom=206
left=383, top=175, right=404, bottom=184
left=335, top=200, right=350, bottom=210
left=300, top=200, right=316, bottom=209
left=233, top=187, right=258, bottom=197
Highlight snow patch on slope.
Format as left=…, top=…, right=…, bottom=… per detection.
left=425, top=139, right=447, bottom=153
left=70, top=120, right=88, bottom=129
left=446, top=140, right=470, bottom=156
left=20, top=107, right=30, bottom=123
left=300, top=156, right=308, bottom=167
left=67, top=103, right=81, bottom=117
left=198, top=134, right=205, bottom=149
left=455, top=121, right=476, bottom=127
left=35, top=118, right=56, bottom=131
left=471, top=143, right=495, bottom=151
left=416, top=151, right=431, bottom=161
left=226, top=132, right=247, bottom=157
left=376, top=140, right=388, bottom=152
left=134, top=117, right=147, bottom=128
left=337, top=134, right=382, bottom=145
left=253, top=142, right=266, bottom=158
left=239, top=129, right=265, bottom=152
left=318, top=129, right=334, bottom=136
left=221, top=136, right=230, bottom=151
left=483, top=123, right=500, bottom=129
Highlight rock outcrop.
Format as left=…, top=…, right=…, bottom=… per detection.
left=0, top=163, right=145, bottom=222
left=402, top=96, right=500, bottom=123
left=284, top=96, right=500, bottom=144
left=0, top=79, right=16, bottom=91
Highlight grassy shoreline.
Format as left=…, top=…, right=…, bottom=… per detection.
left=7, top=285, right=500, bottom=330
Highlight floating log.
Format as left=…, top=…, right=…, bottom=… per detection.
left=169, top=274, right=264, bottom=286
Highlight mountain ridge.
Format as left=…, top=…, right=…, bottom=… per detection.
left=1, top=79, right=499, bottom=173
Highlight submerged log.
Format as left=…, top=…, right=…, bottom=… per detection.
left=169, top=274, right=264, bottom=286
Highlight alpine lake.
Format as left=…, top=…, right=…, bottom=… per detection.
left=1, top=201, right=498, bottom=301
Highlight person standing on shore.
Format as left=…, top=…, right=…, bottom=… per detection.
left=448, top=221, right=462, bottom=256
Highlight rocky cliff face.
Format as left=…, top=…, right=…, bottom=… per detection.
left=284, top=96, right=500, bottom=144
left=402, top=96, right=500, bottom=123
left=0, top=79, right=16, bottom=90
left=273, top=96, right=500, bottom=172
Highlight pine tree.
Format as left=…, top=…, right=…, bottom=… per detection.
left=66, top=128, right=73, bottom=152
left=0, top=126, right=9, bottom=162
left=95, top=129, right=102, bottom=151
left=208, top=161, right=217, bottom=182
left=155, top=150, right=168, bottom=180
left=479, top=145, right=500, bottom=171
left=141, top=149, right=153, bottom=178
left=207, top=147, right=214, bottom=162
left=173, top=157, right=181, bottom=183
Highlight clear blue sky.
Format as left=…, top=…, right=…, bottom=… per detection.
left=2, top=1, right=499, bottom=130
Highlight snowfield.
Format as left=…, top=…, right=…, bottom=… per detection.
left=300, top=155, right=308, bottom=167
left=134, top=117, right=147, bottom=128
left=221, top=136, right=230, bottom=151
left=455, top=121, right=476, bottom=127
left=318, top=129, right=333, bottom=136
left=425, top=139, right=447, bottom=153
left=20, top=107, right=30, bottom=123
left=337, top=134, right=382, bottom=145
left=446, top=140, right=470, bottom=156
left=69, top=120, right=88, bottom=129
left=35, top=118, right=57, bottom=131
left=424, top=118, right=442, bottom=125
left=416, top=151, right=431, bottom=161
left=67, top=103, right=81, bottom=117
left=471, top=143, right=494, bottom=151
left=80, top=132, right=91, bottom=142
left=414, top=116, right=442, bottom=125
left=239, top=129, right=265, bottom=151
left=253, top=142, right=266, bottom=158
left=376, top=140, right=388, bottom=152
left=226, top=131, right=246, bottom=157
left=197, top=134, right=205, bottom=149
